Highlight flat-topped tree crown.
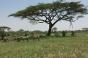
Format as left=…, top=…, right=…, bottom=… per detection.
left=0, top=26, right=11, bottom=31
left=9, top=1, right=88, bottom=36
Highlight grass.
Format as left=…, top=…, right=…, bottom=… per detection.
left=0, top=32, right=88, bottom=58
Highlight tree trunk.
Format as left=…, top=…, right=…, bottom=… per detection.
left=1, top=35, right=4, bottom=40
left=47, top=24, right=53, bottom=36
left=1, top=31, right=5, bottom=40
left=1, top=32, right=5, bottom=40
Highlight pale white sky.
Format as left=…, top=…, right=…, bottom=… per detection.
left=0, top=0, right=88, bottom=31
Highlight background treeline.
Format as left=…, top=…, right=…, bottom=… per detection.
left=0, top=27, right=88, bottom=42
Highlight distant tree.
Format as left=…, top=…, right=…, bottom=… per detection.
left=24, top=31, right=29, bottom=36
left=17, top=29, right=29, bottom=36
left=52, top=27, right=57, bottom=32
left=17, top=29, right=25, bottom=32
left=9, top=1, right=88, bottom=36
left=62, top=31, right=67, bottom=37
left=82, top=28, right=88, bottom=31
left=52, top=27, right=59, bottom=36
left=0, top=26, right=11, bottom=40
left=71, top=31, right=75, bottom=36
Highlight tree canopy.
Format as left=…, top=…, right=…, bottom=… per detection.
left=0, top=26, right=11, bottom=31
left=9, top=1, right=88, bottom=36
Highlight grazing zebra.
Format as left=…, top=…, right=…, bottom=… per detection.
left=31, top=32, right=40, bottom=40
left=15, top=36, right=29, bottom=42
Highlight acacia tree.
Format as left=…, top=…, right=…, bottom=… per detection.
left=9, top=1, right=87, bottom=36
left=0, top=26, right=11, bottom=40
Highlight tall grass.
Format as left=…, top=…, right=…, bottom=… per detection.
left=0, top=32, right=88, bottom=58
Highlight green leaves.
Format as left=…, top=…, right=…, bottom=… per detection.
left=9, top=1, right=88, bottom=28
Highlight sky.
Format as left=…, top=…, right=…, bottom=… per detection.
left=0, top=0, right=88, bottom=31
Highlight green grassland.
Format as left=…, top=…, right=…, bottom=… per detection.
left=0, top=32, right=88, bottom=58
